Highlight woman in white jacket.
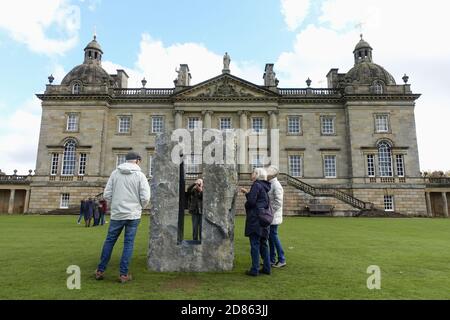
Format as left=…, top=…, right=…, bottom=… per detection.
left=266, top=166, right=286, bottom=268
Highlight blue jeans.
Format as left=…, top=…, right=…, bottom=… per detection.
left=249, top=234, right=271, bottom=275
left=97, top=219, right=140, bottom=276
left=269, top=225, right=285, bottom=264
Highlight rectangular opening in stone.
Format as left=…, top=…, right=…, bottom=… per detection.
left=178, top=157, right=203, bottom=245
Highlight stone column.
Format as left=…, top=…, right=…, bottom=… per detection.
left=442, top=192, right=449, bottom=218
left=174, top=110, right=184, bottom=129
left=24, top=189, right=31, bottom=214
left=8, top=189, right=15, bottom=214
left=238, top=110, right=249, bottom=174
left=425, top=192, right=432, bottom=217
left=202, top=110, right=213, bottom=129
left=267, top=110, right=279, bottom=168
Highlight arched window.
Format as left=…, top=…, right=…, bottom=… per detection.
left=378, top=141, right=393, bottom=177
left=62, top=139, right=77, bottom=175
left=72, top=83, right=81, bottom=94
left=374, top=81, right=384, bottom=94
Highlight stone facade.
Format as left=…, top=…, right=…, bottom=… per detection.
left=28, top=35, right=429, bottom=216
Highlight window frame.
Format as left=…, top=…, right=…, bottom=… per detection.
left=366, top=154, right=375, bottom=177
left=66, top=113, right=79, bottom=132
left=116, top=154, right=127, bottom=167
left=384, top=195, right=394, bottom=212
left=50, top=153, right=59, bottom=176
left=78, top=153, right=87, bottom=176
left=320, top=115, right=336, bottom=135
left=219, top=117, right=232, bottom=130
left=395, top=154, right=405, bottom=177
left=374, top=114, right=390, bottom=133
left=151, top=115, right=164, bottom=134
left=287, top=116, right=302, bottom=135
left=60, top=193, right=70, bottom=209
left=378, top=141, right=393, bottom=177
left=72, top=82, right=81, bottom=94
left=61, top=139, right=77, bottom=176
left=288, top=154, right=303, bottom=177
left=323, top=154, right=337, bottom=178
left=251, top=117, right=264, bottom=134
left=187, top=117, right=201, bottom=130
left=117, top=116, right=132, bottom=134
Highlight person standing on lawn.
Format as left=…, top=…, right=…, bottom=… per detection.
left=95, top=152, right=150, bottom=283
left=240, top=167, right=272, bottom=276
left=266, top=165, right=286, bottom=268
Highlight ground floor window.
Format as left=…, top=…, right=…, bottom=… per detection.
left=323, top=155, right=337, bottom=178
left=60, top=193, right=70, bottom=209
left=384, top=195, right=394, bottom=211
left=289, top=155, right=303, bottom=177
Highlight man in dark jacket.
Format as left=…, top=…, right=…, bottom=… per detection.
left=78, top=199, right=87, bottom=224
left=187, top=179, right=203, bottom=241
left=240, top=168, right=271, bottom=276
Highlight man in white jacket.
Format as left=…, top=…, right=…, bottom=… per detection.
left=95, top=152, right=150, bottom=283
left=266, top=166, right=286, bottom=268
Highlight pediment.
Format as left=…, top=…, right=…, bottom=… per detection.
left=175, top=74, right=278, bottom=99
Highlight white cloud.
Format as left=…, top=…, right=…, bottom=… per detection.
left=0, top=0, right=80, bottom=55
left=274, top=0, right=450, bottom=170
left=0, top=97, right=41, bottom=175
left=130, top=33, right=261, bottom=87
left=79, top=0, right=101, bottom=11
left=280, top=0, right=311, bottom=31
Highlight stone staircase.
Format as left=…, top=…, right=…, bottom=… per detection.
left=234, top=173, right=375, bottom=216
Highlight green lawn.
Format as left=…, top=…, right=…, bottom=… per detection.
left=0, top=215, right=449, bottom=300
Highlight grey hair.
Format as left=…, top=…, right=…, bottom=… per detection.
left=253, top=167, right=268, bottom=181
left=266, top=165, right=279, bottom=178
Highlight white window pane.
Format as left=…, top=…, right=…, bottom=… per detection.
left=378, top=142, right=393, bottom=177
left=60, top=193, right=70, bottom=209
left=375, top=115, right=389, bottom=132
left=67, top=114, right=78, bottom=131
left=288, top=117, right=300, bottom=134
left=188, top=117, right=200, bottom=130
left=78, top=153, right=87, bottom=176
left=220, top=118, right=232, bottom=130
left=367, top=154, right=375, bottom=177
left=289, top=155, right=302, bottom=177
left=152, top=116, right=164, bottom=133
left=324, top=155, right=336, bottom=178
left=384, top=195, right=394, bottom=211
left=396, top=155, right=405, bottom=177
left=252, top=118, right=263, bottom=133
left=50, top=153, right=59, bottom=175
left=62, top=140, right=76, bottom=175
left=117, top=154, right=126, bottom=166
left=321, top=117, right=335, bottom=134
left=119, top=117, right=131, bottom=133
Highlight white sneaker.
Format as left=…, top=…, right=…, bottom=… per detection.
left=273, top=261, right=286, bottom=268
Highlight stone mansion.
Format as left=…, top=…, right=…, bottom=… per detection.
left=3, top=35, right=446, bottom=216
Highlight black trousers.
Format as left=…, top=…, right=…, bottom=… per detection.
left=192, top=213, right=202, bottom=241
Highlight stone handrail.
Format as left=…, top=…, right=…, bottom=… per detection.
left=0, top=175, right=31, bottom=184
left=426, top=177, right=450, bottom=184
left=279, top=88, right=341, bottom=96
left=279, top=173, right=372, bottom=210
left=113, top=88, right=174, bottom=96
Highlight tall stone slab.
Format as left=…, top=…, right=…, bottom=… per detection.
left=148, top=130, right=238, bottom=271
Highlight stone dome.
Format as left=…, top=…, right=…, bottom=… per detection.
left=84, top=37, right=103, bottom=53
left=345, top=62, right=396, bottom=85
left=354, top=38, right=372, bottom=52
left=61, top=62, right=113, bottom=85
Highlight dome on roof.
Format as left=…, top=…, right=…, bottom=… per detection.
left=345, top=61, right=396, bottom=85
left=84, top=36, right=103, bottom=53
left=61, top=62, right=113, bottom=85
left=354, top=38, right=372, bottom=52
